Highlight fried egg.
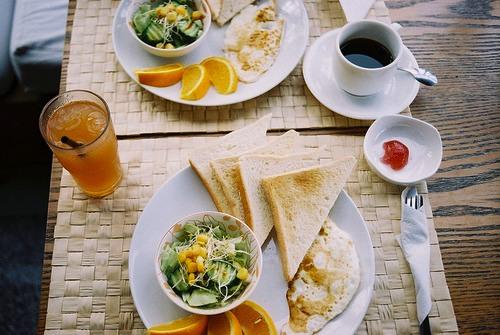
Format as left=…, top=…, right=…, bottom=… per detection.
left=224, top=2, right=284, bottom=83
left=282, top=219, right=360, bottom=334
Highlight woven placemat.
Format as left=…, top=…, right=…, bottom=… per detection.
left=44, top=134, right=457, bottom=334
left=65, top=0, right=409, bottom=136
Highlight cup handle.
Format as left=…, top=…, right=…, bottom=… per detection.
left=391, top=22, right=402, bottom=33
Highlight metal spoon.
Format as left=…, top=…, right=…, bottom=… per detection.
left=398, top=67, right=438, bottom=86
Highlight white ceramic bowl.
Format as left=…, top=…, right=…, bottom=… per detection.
left=363, top=115, right=443, bottom=185
left=155, top=211, right=262, bottom=315
left=126, top=0, right=211, bottom=58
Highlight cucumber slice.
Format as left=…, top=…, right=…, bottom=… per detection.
left=234, top=241, right=250, bottom=268
left=143, top=21, right=163, bottom=44
left=183, top=24, right=200, bottom=38
left=133, top=11, right=152, bottom=34
left=186, top=289, right=218, bottom=307
left=167, top=268, right=189, bottom=292
left=207, top=261, right=236, bottom=286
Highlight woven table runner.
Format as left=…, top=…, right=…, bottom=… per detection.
left=65, top=0, right=409, bottom=136
left=44, top=134, right=458, bottom=334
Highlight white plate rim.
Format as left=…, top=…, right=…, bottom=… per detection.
left=129, top=166, right=375, bottom=334
left=303, top=28, right=420, bottom=120
left=112, top=0, right=309, bottom=106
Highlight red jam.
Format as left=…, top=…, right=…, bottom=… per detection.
left=381, top=140, right=409, bottom=170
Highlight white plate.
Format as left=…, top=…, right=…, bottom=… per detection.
left=303, top=28, right=420, bottom=120
left=112, top=0, right=309, bottom=106
left=129, top=167, right=375, bottom=334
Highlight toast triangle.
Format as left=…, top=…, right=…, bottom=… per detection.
left=210, top=130, right=300, bottom=219
left=237, top=151, right=321, bottom=245
left=188, top=114, right=271, bottom=212
left=261, top=157, right=357, bottom=281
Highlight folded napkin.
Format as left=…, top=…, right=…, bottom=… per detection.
left=339, top=0, right=376, bottom=22
left=397, top=187, right=432, bottom=324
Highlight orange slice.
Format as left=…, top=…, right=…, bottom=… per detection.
left=146, top=314, right=208, bottom=335
left=208, top=311, right=242, bottom=335
left=201, top=56, right=238, bottom=94
left=135, top=63, right=184, bottom=87
left=180, top=64, right=211, bottom=100
left=231, top=300, right=278, bottom=335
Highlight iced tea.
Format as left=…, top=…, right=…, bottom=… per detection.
left=40, top=90, right=122, bottom=197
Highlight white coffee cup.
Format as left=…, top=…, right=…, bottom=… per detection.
left=334, top=20, right=403, bottom=96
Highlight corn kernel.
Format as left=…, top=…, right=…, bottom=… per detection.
left=167, top=11, right=177, bottom=23
left=192, top=11, right=204, bottom=20
left=176, top=5, right=187, bottom=15
left=237, top=267, right=249, bottom=281
left=196, top=256, right=204, bottom=264
left=185, top=248, right=193, bottom=258
left=178, top=251, right=187, bottom=263
left=156, top=7, right=169, bottom=17
left=165, top=43, right=174, bottom=49
left=187, top=262, right=197, bottom=273
left=185, top=257, right=193, bottom=266
left=199, top=247, right=208, bottom=258
left=188, top=273, right=196, bottom=284
left=166, top=3, right=176, bottom=11
left=197, top=263, right=205, bottom=272
left=196, top=234, right=208, bottom=244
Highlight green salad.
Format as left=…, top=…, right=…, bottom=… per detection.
left=160, top=216, right=253, bottom=308
left=132, top=0, right=205, bottom=49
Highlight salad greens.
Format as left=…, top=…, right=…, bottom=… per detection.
left=132, top=0, right=205, bottom=49
left=160, top=215, right=253, bottom=308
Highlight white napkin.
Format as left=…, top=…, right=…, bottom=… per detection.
left=339, top=0, right=376, bottom=22
left=397, top=187, right=432, bottom=324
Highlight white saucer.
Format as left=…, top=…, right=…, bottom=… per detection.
left=303, top=29, right=420, bottom=120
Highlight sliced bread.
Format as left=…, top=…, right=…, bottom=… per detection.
left=188, top=114, right=271, bottom=212
left=210, top=130, right=300, bottom=219
left=237, top=151, right=321, bottom=245
left=261, top=157, right=357, bottom=281
left=216, top=0, right=255, bottom=26
left=206, top=0, right=222, bottom=19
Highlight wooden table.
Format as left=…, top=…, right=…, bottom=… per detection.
left=37, top=0, right=500, bottom=334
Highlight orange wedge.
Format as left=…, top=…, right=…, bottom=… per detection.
left=180, top=64, right=211, bottom=100
left=146, top=314, right=208, bottom=335
left=135, top=63, right=184, bottom=87
left=231, top=300, right=278, bottom=335
left=201, top=56, right=238, bottom=94
left=208, top=311, right=242, bottom=335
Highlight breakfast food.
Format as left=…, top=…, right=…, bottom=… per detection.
left=261, top=158, right=357, bottom=281
left=160, top=216, right=253, bottom=308
left=237, top=151, right=321, bottom=245
left=207, top=311, right=242, bottom=335
left=135, top=63, right=184, bottom=87
left=210, top=130, right=301, bottom=220
left=146, top=314, right=208, bottom=335
left=131, top=0, right=205, bottom=49
left=382, top=139, right=409, bottom=170
left=189, top=114, right=271, bottom=213
left=180, top=64, right=211, bottom=100
left=224, top=2, right=284, bottom=82
left=231, top=300, right=278, bottom=335
left=216, top=0, right=255, bottom=26
left=201, top=56, right=239, bottom=94
left=283, top=219, right=360, bottom=334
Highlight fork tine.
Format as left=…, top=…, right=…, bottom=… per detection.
left=420, top=195, right=424, bottom=208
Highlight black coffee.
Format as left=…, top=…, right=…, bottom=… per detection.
left=340, top=38, right=394, bottom=69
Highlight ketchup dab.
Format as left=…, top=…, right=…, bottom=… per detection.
left=381, top=140, right=409, bottom=170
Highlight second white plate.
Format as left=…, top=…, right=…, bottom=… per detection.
left=112, top=0, right=309, bottom=106
left=129, top=167, right=375, bottom=334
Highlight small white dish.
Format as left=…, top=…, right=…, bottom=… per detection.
left=155, top=211, right=262, bottom=315
left=126, top=0, right=212, bottom=58
left=363, top=115, right=442, bottom=185
left=303, top=28, right=420, bottom=120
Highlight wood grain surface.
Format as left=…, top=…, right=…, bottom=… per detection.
left=37, top=0, right=500, bottom=334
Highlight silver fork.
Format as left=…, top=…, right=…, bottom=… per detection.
left=404, top=186, right=431, bottom=335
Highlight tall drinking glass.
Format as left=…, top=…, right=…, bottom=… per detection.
left=39, top=90, right=122, bottom=198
